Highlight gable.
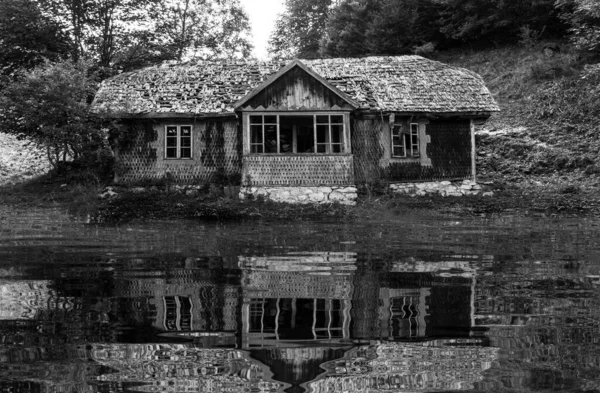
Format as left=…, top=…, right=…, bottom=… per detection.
left=235, top=62, right=357, bottom=112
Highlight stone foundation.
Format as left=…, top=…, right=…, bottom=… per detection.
left=239, top=186, right=358, bottom=205
left=390, top=180, right=494, bottom=197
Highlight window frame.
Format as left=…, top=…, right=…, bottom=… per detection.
left=246, top=112, right=349, bottom=155
left=391, top=122, right=420, bottom=158
left=165, top=125, right=193, bottom=159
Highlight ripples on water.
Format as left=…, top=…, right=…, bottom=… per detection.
left=1, top=206, right=600, bottom=392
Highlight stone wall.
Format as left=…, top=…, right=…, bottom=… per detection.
left=239, top=186, right=358, bottom=205
left=390, top=180, right=493, bottom=197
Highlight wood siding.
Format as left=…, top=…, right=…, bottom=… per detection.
left=242, top=155, right=354, bottom=186
left=116, top=118, right=242, bottom=184
left=240, top=66, right=355, bottom=111
left=352, top=116, right=473, bottom=183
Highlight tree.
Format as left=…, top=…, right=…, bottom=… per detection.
left=437, top=0, right=563, bottom=47
left=268, top=0, right=332, bottom=59
left=320, top=0, right=375, bottom=57
left=0, top=0, right=71, bottom=80
left=150, top=0, right=253, bottom=61
left=0, top=60, right=116, bottom=173
left=557, top=0, right=600, bottom=54
left=365, top=0, right=442, bottom=55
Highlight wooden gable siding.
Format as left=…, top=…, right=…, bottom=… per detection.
left=240, top=66, right=355, bottom=111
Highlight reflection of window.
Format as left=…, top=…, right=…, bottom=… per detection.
left=249, top=114, right=345, bottom=154
left=247, top=298, right=348, bottom=343
left=163, top=296, right=193, bottom=331
left=391, top=123, right=419, bottom=158
left=165, top=125, right=192, bottom=159
left=390, top=296, right=420, bottom=337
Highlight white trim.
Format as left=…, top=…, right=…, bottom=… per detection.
left=164, top=124, right=193, bottom=159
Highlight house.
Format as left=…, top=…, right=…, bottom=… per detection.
left=91, top=56, right=499, bottom=203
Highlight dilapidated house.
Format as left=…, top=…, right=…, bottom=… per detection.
left=91, top=56, right=499, bottom=202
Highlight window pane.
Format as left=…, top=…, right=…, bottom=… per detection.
left=166, top=147, right=177, bottom=158
left=316, top=115, right=328, bottom=124
left=332, top=144, right=342, bottom=153
left=251, top=125, right=263, bottom=144
left=316, top=144, right=327, bottom=153
left=166, top=137, right=177, bottom=147
left=331, top=124, right=343, bottom=144
left=330, top=115, right=343, bottom=124
left=316, top=125, right=328, bottom=143
left=180, top=126, right=191, bottom=135
left=297, top=124, right=314, bottom=153
left=180, top=137, right=191, bottom=148
left=411, top=123, right=419, bottom=133
left=166, top=126, right=177, bottom=136
left=279, top=124, right=293, bottom=153
left=251, top=145, right=263, bottom=153
left=392, top=125, right=402, bottom=137
left=264, top=115, right=277, bottom=124
left=180, top=148, right=191, bottom=158
left=265, top=124, right=277, bottom=153
left=250, top=115, right=262, bottom=124
left=411, top=134, right=418, bottom=145
left=393, top=146, right=404, bottom=157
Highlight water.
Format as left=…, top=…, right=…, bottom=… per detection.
left=1, top=206, right=600, bottom=393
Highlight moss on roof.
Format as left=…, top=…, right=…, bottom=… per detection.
left=91, top=56, right=500, bottom=115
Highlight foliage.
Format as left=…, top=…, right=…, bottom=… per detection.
left=557, top=0, right=600, bottom=54
left=437, top=0, right=563, bottom=47
left=268, top=0, right=332, bottom=59
left=320, top=0, right=375, bottom=57
left=0, top=60, right=119, bottom=174
left=150, top=0, right=253, bottom=62
left=0, top=0, right=71, bottom=81
left=33, top=0, right=252, bottom=72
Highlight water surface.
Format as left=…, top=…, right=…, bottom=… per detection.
left=1, top=206, right=600, bottom=392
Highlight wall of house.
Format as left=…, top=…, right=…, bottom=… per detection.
left=352, top=115, right=473, bottom=183
left=116, top=118, right=242, bottom=184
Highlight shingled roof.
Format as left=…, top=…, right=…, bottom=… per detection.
left=91, top=56, right=499, bottom=116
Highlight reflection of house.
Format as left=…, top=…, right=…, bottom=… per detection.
left=105, top=252, right=480, bottom=391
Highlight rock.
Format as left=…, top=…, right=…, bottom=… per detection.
left=318, top=186, right=332, bottom=194
left=483, top=192, right=494, bottom=197
left=416, top=190, right=427, bottom=196
left=328, top=191, right=345, bottom=201
left=309, top=192, right=325, bottom=202
left=441, top=181, right=452, bottom=186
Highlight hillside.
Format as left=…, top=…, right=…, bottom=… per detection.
left=437, top=44, right=600, bottom=192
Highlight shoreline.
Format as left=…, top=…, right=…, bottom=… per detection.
left=2, top=176, right=599, bottom=224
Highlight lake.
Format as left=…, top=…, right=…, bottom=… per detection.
left=1, top=205, right=599, bottom=393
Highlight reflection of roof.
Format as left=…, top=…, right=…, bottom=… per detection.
left=91, top=57, right=499, bottom=115
left=91, top=344, right=284, bottom=392
left=309, top=339, right=498, bottom=392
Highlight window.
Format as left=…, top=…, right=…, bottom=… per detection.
left=249, top=114, right=346, bottom=154
left=165, top=125, right=192, bottom=159
left=391, top=123, right=420, bottom=158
